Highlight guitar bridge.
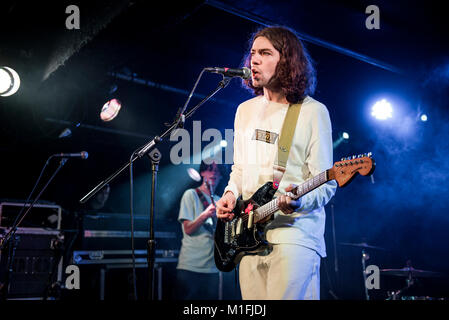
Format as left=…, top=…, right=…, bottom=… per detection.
left=225, top=219, right=238, bottom=244
left=224, top=221, right=230, bottom=244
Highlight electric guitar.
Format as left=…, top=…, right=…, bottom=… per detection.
left=214, top=153, right=375, bottom=272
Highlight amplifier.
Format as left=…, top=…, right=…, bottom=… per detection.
left=81, top=213, right=151, bottom=230
left=81, top=229, right=179, bottom=250
left=79, top=213, right=180, bottom=251
left=0, top=202, right=62, bottom=230
left=73, top=249, right=179, bottom=265
left=0, top=227, right=64, bottom=299
left=72, top=249, right=178, bottom=300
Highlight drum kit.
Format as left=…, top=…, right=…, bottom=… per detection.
left=340, top=242, right=446, bottom=300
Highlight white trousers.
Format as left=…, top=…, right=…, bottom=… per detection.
left=239, top=244, right=321, bottom=300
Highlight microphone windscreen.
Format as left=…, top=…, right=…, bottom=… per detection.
left=242, top=67, right=251, bottom=80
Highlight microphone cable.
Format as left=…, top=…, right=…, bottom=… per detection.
left=129, top=150, right=139, bottom=300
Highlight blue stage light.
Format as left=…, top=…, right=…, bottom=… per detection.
left=333, top=131, right=350, bottom=149
left=371, top=99, right=393, bottom=120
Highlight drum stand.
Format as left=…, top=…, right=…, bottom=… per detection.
left=361, top=249, right=370, bottom=300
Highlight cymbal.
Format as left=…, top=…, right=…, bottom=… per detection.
left=380, top=267, right=445, bottom=278
left=339, top=242, right=387, bottom=251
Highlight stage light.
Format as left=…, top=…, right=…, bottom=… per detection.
left=58, top=128, right=72, bottom=138
left=371, top=99, right=392, bottom=120
left=420, top=114, right=428, bottom=122
left=100, top=98, right=122, bottom=121
left=0, top=66, right=21, bottom=97
left=333, top=131, right=350, bottom=149
left=187, top=167, right=201, bottom=182
left=220, top=140, right=227, bottom=148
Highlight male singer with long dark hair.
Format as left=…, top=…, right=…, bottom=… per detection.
left=216, top=26, right=336, bottom=300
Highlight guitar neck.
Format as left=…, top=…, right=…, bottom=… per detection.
left=205, top=180, right=216, bottom=206
left=254, top=170, right=330, bottom=223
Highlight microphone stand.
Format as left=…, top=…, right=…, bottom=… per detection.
left=328, top=200, right=339, bottom=299
left=147, top=148, right=161, bottom=300
left=79, top=74, right=232, bottom=300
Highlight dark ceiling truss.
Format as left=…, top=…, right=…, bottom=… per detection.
left=205, top=0, right=403, bottom=74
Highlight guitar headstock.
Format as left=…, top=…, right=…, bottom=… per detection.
left=329, top=153, right=375, bottom=187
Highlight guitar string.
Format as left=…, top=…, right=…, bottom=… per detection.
left=237, top=171, right=328, bottom=224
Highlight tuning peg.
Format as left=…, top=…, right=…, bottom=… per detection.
left=367, top=152, right=372, bottom=157
left=352, top=155, right=356, bottom=159
left=357, top=154, right=362, bottom=158
left=341, top=157, right=345, bottom=161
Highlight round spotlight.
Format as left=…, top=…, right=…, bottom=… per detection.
left=220, top=140, right=228, bottom=148
left=342, top=132, right=349, bottom=140
left=0, top=66, right=21, bottom=97
left=100, top=98, right=122, bottom=122
left=420, top=114, right=428, bottom=122
left=187, top=168, right=201, bottom=182
left=371, top=99, right=392, bottom=120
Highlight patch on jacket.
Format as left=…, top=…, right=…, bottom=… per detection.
left=252, top=129, right=278, bottom=144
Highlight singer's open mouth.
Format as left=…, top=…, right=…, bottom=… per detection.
left=252, top=69, right=260, bottom=78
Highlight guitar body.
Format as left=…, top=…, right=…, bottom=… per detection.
left=213, top=154, right=375, bottom=272
left=214, top=182, right=277, bottom=272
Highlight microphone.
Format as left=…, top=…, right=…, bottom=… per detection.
left=53, top=151, right=89, bottom=159
left=205, top=67, right=251, bottom=80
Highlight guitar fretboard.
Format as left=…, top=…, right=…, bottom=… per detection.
left=254, top=170, right=329, bottom=222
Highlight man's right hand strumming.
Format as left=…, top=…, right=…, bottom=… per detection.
left=216, top=191, right=236, bottom=221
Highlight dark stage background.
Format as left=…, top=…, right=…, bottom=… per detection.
left=1, top=0, right=448, bottom=300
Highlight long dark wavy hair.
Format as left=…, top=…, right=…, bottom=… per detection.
left=242, top=26, right=316, bottom=104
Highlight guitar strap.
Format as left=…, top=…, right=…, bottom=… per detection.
left=194, top=188, right=216, bottom=234
left=273, top=101, right=303, bottom=189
